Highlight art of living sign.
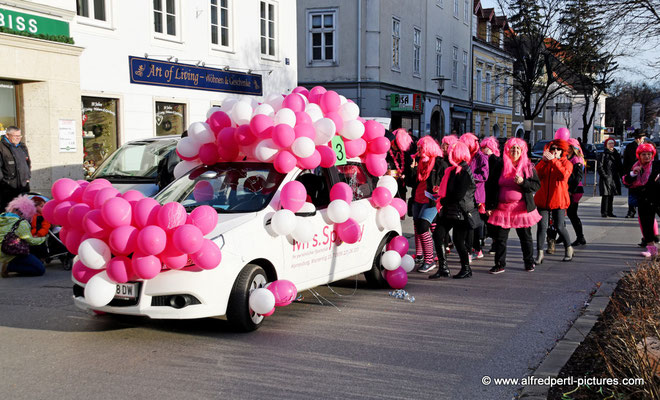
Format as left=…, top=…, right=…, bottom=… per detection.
left=128, top=56, right=262, bottom=96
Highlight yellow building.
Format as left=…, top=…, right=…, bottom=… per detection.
left=471, top=2, right=513, bottom=139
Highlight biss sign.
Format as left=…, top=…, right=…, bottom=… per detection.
left=0, top=8, right=70, bottom=36
left=390, top=93, right=423, bottom=113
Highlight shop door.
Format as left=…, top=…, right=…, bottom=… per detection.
left=82, top=97, right=119, bottom=179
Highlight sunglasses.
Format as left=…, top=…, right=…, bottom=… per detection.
left=549, top=146, right=560, bottom=151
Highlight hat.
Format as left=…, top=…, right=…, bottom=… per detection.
left=633, top=130, right=647, bottom=139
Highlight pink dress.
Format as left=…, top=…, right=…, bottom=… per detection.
left=489, top=175, right=542, bottom=229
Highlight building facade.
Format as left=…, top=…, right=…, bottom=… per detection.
left=296, top=0, right=472, bottom=139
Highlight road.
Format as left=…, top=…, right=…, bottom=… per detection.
left=0, top=193, right=643, bottom=400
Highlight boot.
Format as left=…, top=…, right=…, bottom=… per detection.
left=546, top=238, right=556, bottom=254
left=571, top=237, right=587, bottom=246
left=429, top=261, right=451, bottom=279
left=535, top=250, right=544, bottom=265
left=641, top=245, right=658, bottom=258
left=452, top=264, right=472, bottom=279
left=562, top=246, right=574, bottom=262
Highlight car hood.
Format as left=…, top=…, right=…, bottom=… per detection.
left=206, top=212, right=259, bottom=238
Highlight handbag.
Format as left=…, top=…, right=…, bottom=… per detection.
left=407, top=197, right=414, bottom=217
left=464, top=210, right=482, bottom=229
left=1, top=221, right=30, bottom=256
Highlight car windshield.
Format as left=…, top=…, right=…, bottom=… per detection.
left=92, top=140, right=177, bottom=179
left=154, top=162, right=286, bottom=213
left=532, top=140, right=550, bottom=152
left=595, top=143, right=604, bottom=151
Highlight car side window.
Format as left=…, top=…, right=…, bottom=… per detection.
left=295, top=167, right=331, bottom=209
left=335, top=162, right=374, bottom=200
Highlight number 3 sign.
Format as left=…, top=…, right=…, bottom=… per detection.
left=331, top=136, right=347, bottom=166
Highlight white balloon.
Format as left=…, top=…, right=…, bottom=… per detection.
left=377, top=206, right=401, bottom=231
left=313, top=118, right=336, bottom=145
left=253, top=103, right=275, bottom=117
left=231, top=100, right=253, bottom=125
left=381, top=250, right=402, bottom=271
left=291, top=137, right=315, bottom=158
left=299, top=202, right=317, bottom=213
left=265, top=94, right=284, bottom=111
left=339, top=102, right=360, bottom=122
left=305, top=103, right=324, bottom=122
left=339, top=95, right=348, bottom=105
left=274, top=108, right=296, bottom=127
left=377, top=175, right=399, bottom=197
left=340, top=119, right=365, bottom=140
left=84, top=271, right=117, bottom=308
left=271, top=209, right=297, bottom=236
left=327, top=199, right=351, bottom=224
left=173, top=159, right=202, bottom=179
left=176, top=136, right=202, bottom=159
left=254, top=139, right=279, bottom=162
left=401, top=254, right=415, bottom=273
left=221, top=98, right=238, bottom=114
left=206, top=106, right=222, bottom=120
left=188, top=122, right=215, bottom=145
left=297, top=92, right=309, bottom=105
left=250, top=98, right=261, bottom=109
left=291, top=216, right=314, bottom=243
left=78, top=238, right=111, bottom=270
left=249, top=288, right=275, bottom=315
left=349, top=201, right=370, bottom=223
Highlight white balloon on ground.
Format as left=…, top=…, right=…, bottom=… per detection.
left=340, top=119, right=365, bottom=140
left=377, top=206, right=401, bottom=231
left=176, top=137, right=202, bottom=159
left=339, top=102, right=360, bottom=122
left=271, top=209, right=297, bottom=236
left=253, top=103, right=275, bottom=117
left=305, top=103, right=324, bottom=122
left=249, top=287, right=276, bottom=314
left=291, top=137, right=315, bottom=158
left=401, top=254, right=415, bottom=273
left=254, top=139, right=279, bottom=162
left=173, top=159, right=202, bottom=179
left=381, top=250, right=402, bottom=271
left=188, top=122, right=215, bottom=145
left=313, top=118, right=336, bottom=145
left=274, top=108, right=296, bottom=128
left=78, top=238, right=112, bottom=270
left=291, top=216, right=313, bottom=243
left=349, top=201, right=370, bottom=223
left=84, top=271, right=117, bottom=308
left=231, top=100, right=253, bottom=125
left=377, top=175, right=399, bottom=197
left=206, top=106, right=222, bottom=120
left=327, top=200, right=351, bottom=224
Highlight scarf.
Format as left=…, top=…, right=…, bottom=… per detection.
left=629, top=161, right=652, bottom=188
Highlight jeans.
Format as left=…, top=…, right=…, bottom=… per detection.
left=7, top=254, right=45, bottom=276
left=433, top=218, right=470, bottom=266
left=537, top=208, right=572, bottom=251
left=491, top=225, right=535, bottom=267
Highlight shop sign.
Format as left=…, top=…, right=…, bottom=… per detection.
left=58, top=119, right=77, bottom=153
left=390, top=93, right=423, bottom=112
left=129, top=56, right=263, bottom=96
left=0, top=8, right=69, bottom=36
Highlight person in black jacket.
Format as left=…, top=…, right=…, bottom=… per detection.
left=0, top=127, right=31, bottom=211
left=480, top=136, right=502, bottom=254
left=566, top=140, right=586, bottom=246
left=597, top=138, right=623, bottom=217
left=622, top=131, right=646, bottom=218
left=430, top=142, right=476, bottom=280
left=385, top=128, right=414, bottom=201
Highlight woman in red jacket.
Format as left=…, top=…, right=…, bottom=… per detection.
left=534, top=139, right=574, bottom=263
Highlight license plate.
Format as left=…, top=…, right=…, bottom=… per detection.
left=115, top=283, right=137, bottom=300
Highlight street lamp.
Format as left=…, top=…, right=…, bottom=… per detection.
left=432, top=76, right=451, bottom=137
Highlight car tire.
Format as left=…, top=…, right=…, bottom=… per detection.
left=364, top=233, right=396, bottom=289
left=226, top=264, right=268, bottom=332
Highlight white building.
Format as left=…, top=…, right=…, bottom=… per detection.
left=296, top=0, right=472, bottom=139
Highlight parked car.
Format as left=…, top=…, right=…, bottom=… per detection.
left=530, top=140, right=551, bottom=163
left=89, top=136, right=180, bottom=196
left=73, top=159, right=400, bottom=331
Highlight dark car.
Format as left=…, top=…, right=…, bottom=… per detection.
left=530, top=140, right=551, bottom=163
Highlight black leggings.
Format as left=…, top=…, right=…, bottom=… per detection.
left=491, top=225, right=535, bottom=267
left=537, top=209, right=572, bottom=251
left=639, top=203, right=660, bottom=245
left=567, top=200, right=583, bottom=239
left=433, top=218, right=470, bottom=266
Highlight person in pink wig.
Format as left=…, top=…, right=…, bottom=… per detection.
left=460, top=133, right=489, bottom=260
left=385, top=128, right=414, bottom=201
left=1, top=195, right=46, bottom=278
left=481, top=136, right=502, bottom=254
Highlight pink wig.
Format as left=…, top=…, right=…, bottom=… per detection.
left=442, top=134, right=459, bottom=147
left=449, top=142, right=471, bottom=169
left=567, top=138, right=585, bottom=165
left=503, top=138, right=533, bottom=178
left=417, top=136, right=442, bottom=181
left=480, top=136, right=500, bottom=157
left=392, top=128, right=413, bottom=152
left=460, top=133, right=480, bottom=158
left=636, top=143, right=657, bottom=160
left=5, top=195, right=37, bottom=220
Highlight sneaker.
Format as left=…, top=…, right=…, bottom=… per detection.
left=417, top=263, right=437, bottom=273
left=445, top=247, right=451, bottom=255
left=641, top=246, right=658, bottom=258
left=525, top=264, right=536, bottom=272
left=414, top=255, right=423, bottom=265
left=489, top=265, right=505, bottom=274
left=472, top=250, right=484, bottom=259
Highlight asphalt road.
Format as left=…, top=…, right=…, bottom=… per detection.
left=0, top=194, right=643, bottom=400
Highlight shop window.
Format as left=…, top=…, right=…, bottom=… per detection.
left=154, top=0, right=180, bottom=39
left=156, top=102, right=186, bottom=137
left=336, top=163, right=374, bottom=199
left=82, top=97, right=119, bottom=179
left=210, top=0, right=231, bottom=49
left=308, top=9, right=336, bottom=65
left=0, top=81, right=17, bottom=134
left=260, top=1, right=277, bottom=57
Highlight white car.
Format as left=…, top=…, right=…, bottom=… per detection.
left=73, top=160, right=401, bottom=331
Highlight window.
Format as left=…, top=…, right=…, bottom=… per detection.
left=413, top=28, right=421, bottom=76
left=155, top=102, right=186, bottom=137
left=336, top=163, right=374, bottom=200
left=77, top=0, right=107, bottom=21
left=485, top=72, right=491, bottom=103
left=486, top=22, right=491, bottom=43
left=392, top=18, right=400, bottom=70
left=476, top=69, right=482, bottom=101
left=503, top=123, right=507, bottom=138
left=464, top=0, right=469, bottom=22
left=503, top=77, right=509, bottom=106
left=308, top=10, right=336, bottom=64
left=495, top=73, right=500, bottom=104
left=296, top=168, right=332, bottom=209
left=435, top=38, right=442, bottom=77
left=453, top=0, right=459, bottom=18
left=82, top=97, right=119, bottom=179
left=462, top=51, right=468, bottom=89
left=154, top=0, right=179, bottom=38
left=210, top=0, right=231, bottom=48
left=538, top=96, right=543, bottom=117
left=260, top=1, right=276, bottom=57
left=436, top=0, right=443, bottom=8
left=515, top=93, right=521, bottom=115
left=499, top=31, right=504, bottom=49
left=474, top=114, right=481, bottom=136
left=452, top=46, right=458, bottom=85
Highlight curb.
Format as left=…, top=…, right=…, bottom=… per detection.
left=518, top=270, right=629, bottom=399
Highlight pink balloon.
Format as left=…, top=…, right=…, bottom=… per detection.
left=298, top=150, right=321, bottom=170
left=554, top=127, right=570, bottom=141
left=274, top=150, right=297, bottom=174
left=267, top=279, right=298, bottom=307
left=70, top=186, right=85, bottom=203
left=65, top=229, right=84, bottom=255
left=82, top=209, right=110, bottom=238
left=381, top=269, right=389, bottom=281
left=176, top=148, right=199, bottom=162
left=325, top=112, right=343, bottom=134
left=280, top=181, right=307, bottom=212
left=137, top=225, right=167, bottom=255
left=172, top=224, right=204, bottom=254
left=234, top=124, right=256, bottom=146
left=191, top=239, right=222, bottom=270
left=157, top=202, right=187, bottom=231
left=132, top=253, right=162, bottom=280
left=318, top=145, right=336, bottom=167
left=330, top=182, right=353, bottom=202
left=108, top=225, right=139, bottom=256
left=216, top=127, right=239, bottom=161
left=292, top=86, right=310, bottom=98
left=189, top=205, right=218, bottom=235
left=386, top=235, right=409, bottom=257
left=51, top=178, right=80, bottom=202
left=67, top=203, right=91, bottom=228
left=320, top=91, right=341, bottom=114
left=371, top=187, right=393, bottom=208
left=81, top=183, right=104, bottom=207
left=250, top=114, right=274, bottom=139
left=192, top=181, right=215, bottom=203
left=365, top=154, right=388, bottom=177
left=390, top=197, right=407, bottom=218
left=72, top=260, right=101, bottom=284
left=368, top=136, right=391, bottom=154
left=386, top=267, right=408, bottom=289
left=308, top=86, right=327, bottom=104
left=262, top=307, right=276, bottom=317
left=106, top=256, right=135, bottom=284
left=94, top=187, right=120, bottom=209
left=345, top=138, right=367, bottom=158
left=91, top=178, right=112, bottom=187
left=294, top=111, right=313, bottom=126
left=199, top=142, right=219, bottom=165
left=272, top=124, right=296, bottom=148
left=121, top=190, right=144, bottom=205
left=363, top=120, right=386, bottom=142
left=134, top=198, right=161, bottom=228
left=53, top=201, right=75, bottom=227
left=102, top=197, right=132, bottom=228
left=159, top=251, right=189, bottom=270
left=41, top=200, right=58, bottom=225
left=294, top=123, right=316, bottom=140
left=58, top=226, right=69, bottom=245
left=336, top=218, right=361, bottom=244
left=282, top=93, right=305, bottom=113
left=207, top=111, right=232, bottom=134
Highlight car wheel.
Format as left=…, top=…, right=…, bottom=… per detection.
left=226, top=264, right=268, bottom=332
left=364, top=233, right=396, bottom=288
